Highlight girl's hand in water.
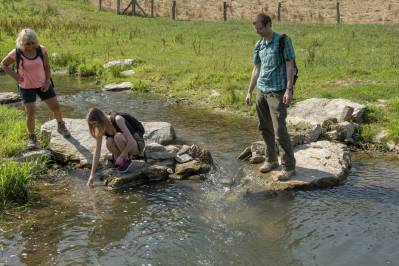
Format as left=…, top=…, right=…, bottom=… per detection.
left=87, top=175, right=95, bottom=188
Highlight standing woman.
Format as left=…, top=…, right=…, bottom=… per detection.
left=0, top=28, right=70, bottom=149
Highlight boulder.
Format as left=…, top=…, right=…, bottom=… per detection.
left=41, top=119, right=176, bottom=165
left=287, top=98, right=367, bottom=125
left=188, top=144, right=213, bottom=165
left=237, top=146, right=251, bottom=160
left=0, top=92, right=21, bottom=104
left=142, top=122, right=176, bottom=145
left=144, top=143, right=178, bottom=160
left=242, top=141, right=351, bottom=193
left=251, top=141, right=265, bottom=155
left=102, top=59, right=134, bottom=69
left=174, top=160, right=211, bottom=178
left=41, top=119, right=111, bottom=165
left=325, top=121, right=356, bottom=141
left=289, top=124, right=322, bottom=146
left=103, top=82, right=133, bottom=92
left=104, top=164, right=170, bottom=190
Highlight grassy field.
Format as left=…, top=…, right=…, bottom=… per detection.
left=0, top=105, right=47, bottom=209
left=0, top=0, right=398, bottom=142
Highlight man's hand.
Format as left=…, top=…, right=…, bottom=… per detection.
left=283, top=89, right=293, bottom=105
left=245, top=92, right=253, bottom=106
left=87, top=175, right=94, bottom=188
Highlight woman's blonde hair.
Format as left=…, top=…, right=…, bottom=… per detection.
left=16, top=28, right=39, bottom=49
left=86, top=108, right=108, bottom=138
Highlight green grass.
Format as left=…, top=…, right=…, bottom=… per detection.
left=0, top=159, right=46, bottom=209
left=0, top=0, right=398, bottom=142
left=0, top=105, right=28, bottom=157
left=0, top=105, right=47, bottom=209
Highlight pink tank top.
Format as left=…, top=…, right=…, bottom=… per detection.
left=8, top=46, right=48, bottom=89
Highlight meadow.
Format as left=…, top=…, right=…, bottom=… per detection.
left=0, top=0, right=398, bottom=144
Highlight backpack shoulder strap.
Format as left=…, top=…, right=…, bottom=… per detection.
left=279, top=34, right=287, bottom=60
left=36, top=46, right=44, bottom=62
left=15, top=48, right=22, bottom=74
left=110, top=111, right=121, bottom=133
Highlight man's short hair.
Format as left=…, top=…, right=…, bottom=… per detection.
left=253, top=13, right=272, bottom=27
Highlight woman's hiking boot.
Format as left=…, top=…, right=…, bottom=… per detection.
left=259, top=161, right=279, bottom=173
left=57, top=121, right=71, bottom=138
left=27, top=133, right=37, bottom=150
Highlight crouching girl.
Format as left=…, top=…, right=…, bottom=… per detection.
left=86, top=107, right=145, bottom=188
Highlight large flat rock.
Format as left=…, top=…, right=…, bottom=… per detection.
left=242, top=141, right=351, bottom=193
left=41, top=119, right=176, bottom=165
left=41, top=119, right=110, bottom=165
left=102, top=82, right=133, bottom=92
left=287, top=98, right=366, bottom=125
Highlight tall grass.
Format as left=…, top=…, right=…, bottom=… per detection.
left=0, top=105, right=27, bottom=157
left=0, top=159, right=46, bottom=209
left=0, top=105, right=47, bottom=209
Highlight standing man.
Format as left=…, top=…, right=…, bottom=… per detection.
left=245, top=13, right=296, bottom=181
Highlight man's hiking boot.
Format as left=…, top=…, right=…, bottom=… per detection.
left=259, top=161, right=279, bottom=173
left=273, top=168, right=296, bottom=182
left=57, top=121, right=71, bottom=138
left=27, top=134, right=37, bottom=150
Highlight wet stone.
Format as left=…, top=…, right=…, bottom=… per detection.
left=243, top=141, right=351, bottom=193
left=175, top=153, right=193, bottom=163
left=103, top=82, right=134, bottom=92
left=0, top=92, right=21, bottom=104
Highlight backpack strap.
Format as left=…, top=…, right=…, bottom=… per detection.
left=110, top=112, right=121, bottom=133
left=36, top=46, right=44, bottom=62
left=15, top=48, right=22, bottom=74
left=279, top=34, right=287, bottom=63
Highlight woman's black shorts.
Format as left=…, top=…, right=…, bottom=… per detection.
left=19, top=84, right=57, bottom=103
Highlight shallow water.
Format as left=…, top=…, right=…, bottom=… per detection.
left=1, top=76, right=399, bottom=265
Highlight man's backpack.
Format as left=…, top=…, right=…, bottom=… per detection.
left=110, top=111, right=145, bottom=138
left=279, top=34, right=299, bottom=86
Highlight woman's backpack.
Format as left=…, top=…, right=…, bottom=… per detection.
left=110, top=111, right=145, bottom=138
